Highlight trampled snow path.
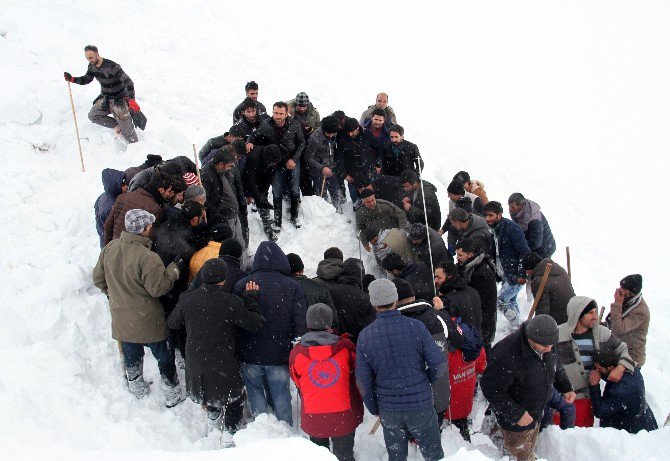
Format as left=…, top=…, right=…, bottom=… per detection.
left=1, top=1, right=669, bottom=460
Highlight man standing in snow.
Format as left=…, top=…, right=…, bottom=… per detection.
left=508, top=193, right=556, bottom=259
left=93, top=209, right=186, bottom=407
left=356, top=279, right=446, bottom=461
left=380, top=125, right=423, bottom=177
left=64, top=45, right=140, bottom=143
left=232, top=80, right=267, bottom=123
left=606, top=274, right=650, bottom=367
left=359, top=92, right=398, bottom=127
left=94, top=168, right=127, bottom=248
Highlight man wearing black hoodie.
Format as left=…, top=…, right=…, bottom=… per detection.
left=434, top=260, right=482, bottom=333
left=328, top=258, right=376, bottom=343
left=313, top=247, right=345, bottom=287
left=382, top=253, right=435, bottom=303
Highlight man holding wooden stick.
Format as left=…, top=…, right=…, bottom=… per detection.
left=64, top=45, right=141, bottom=143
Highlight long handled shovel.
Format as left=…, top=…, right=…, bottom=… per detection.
left=67, top=82, right=86, bottom=172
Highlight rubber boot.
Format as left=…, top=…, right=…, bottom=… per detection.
left=290, top=196, right=301, bottom=228
left=272, top=198, right=283, bottom=232
left=260, top=208, right=277, bottom=241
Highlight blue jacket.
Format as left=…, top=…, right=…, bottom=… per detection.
left=355, top=310, right=446, bottom=414
left=589, top=368, right=658, bottom=434
left=94, top=169, right=125, bottom=248
left=526, top=213, right=556, bottom=259
left=490, top=218, right=530, bottom=283
left=234, top=241, right=307, bottom=365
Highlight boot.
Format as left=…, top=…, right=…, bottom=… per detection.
left=127, top=375, right=150, bottom=399
left=161, top=377, right=186, bottom=408
left=290, top=196, right=301, bottom=228
left=260, top=209, right=277, bottom=242
left=272, top=198, right=283, bottom=232
left=207, top=407, right=223, bottom=432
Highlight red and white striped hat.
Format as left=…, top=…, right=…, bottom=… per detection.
left=183, top=172, right=199, bottom=186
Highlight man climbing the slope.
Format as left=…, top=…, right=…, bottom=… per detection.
left=64, top=45, right=141, bottom=143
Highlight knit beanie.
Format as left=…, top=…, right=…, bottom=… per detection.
left=620, top=274, right=642, bottom=295
left=579, top=300, right=598, bottom=319
left=183, top=172, right=199, bottom=187
left=306, top=303, right=333, bottom=330
left=447, top=179, right=465, bottom=195
left=525, top=314, right=559, bottom=346
left=295, top=92, right=310, bottom=106
left=368, top=279, right=398, bottom=307
left=522, top=252, right=543, bottom=271
left=218, top=238, right=243, bottom=258
left=286, top=253, right=304, bottom=274
left=393, top=278, right=415, bottom=301
left=201, top=258, right=228, bottom=284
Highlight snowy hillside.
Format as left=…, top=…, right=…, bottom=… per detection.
left=1, top=1, right=669, bottom=460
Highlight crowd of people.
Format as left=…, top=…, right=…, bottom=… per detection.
left=80, top=46, right=657, bottom=461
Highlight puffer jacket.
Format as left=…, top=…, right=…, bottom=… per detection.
left=557, top=296, right=635, bottom=398
left=510, top=199, right=556, bottom=258
left=327, top=259, right=376, bottom=342
left=94, top=168, right=125, bottom=247
left=529, top=259, right=575, bottom=325
left=313, top=258, right=344, bottom=286
left=233, top=241, right=307, bottom=365
left=459, top=253, right=498, bottom=345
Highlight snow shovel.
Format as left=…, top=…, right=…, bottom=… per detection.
left=131, top=109, right=147, bottom=130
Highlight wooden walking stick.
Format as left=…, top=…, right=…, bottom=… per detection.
left=192, top=144, right=201, bottom=184
left=527, top=263, right=553, bottom=321
left=320, top=175, right=327, bottom=197
left=599, top=306, right=606, bottom=322
left=370, top=416, right=382, bottom=435
left=67, top=82, right=86, bottom=172
left=566, top=246, right=571, bottom=279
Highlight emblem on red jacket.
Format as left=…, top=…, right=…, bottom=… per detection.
left=308, top=358, right=341, bottom=389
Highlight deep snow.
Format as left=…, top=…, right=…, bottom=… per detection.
left=1, top=1, right=669, bottom=460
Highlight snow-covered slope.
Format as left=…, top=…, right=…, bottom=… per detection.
left=1, top=1, right=669, bottom=460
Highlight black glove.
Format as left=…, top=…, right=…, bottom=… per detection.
left=64, top=72, right=74, bottom=82
left=172, top=254, right=188, bottom=274
left=257, top=199, right=274, bottom=210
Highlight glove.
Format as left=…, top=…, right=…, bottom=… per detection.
left=64, top=72, right=74, bottom=83
left=257, top=199, right=274, bottom=210
left=125, top=98, right=141, bottom=113
left=172, top=254, right=188, bottom=274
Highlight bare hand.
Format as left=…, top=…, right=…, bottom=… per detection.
left=363, top=244, right=371, bottom=252
left=344, top=175, right=353, bottom=182
left=589, top=369, right=601, bottom=386
left=438, top=228, right=444, bottom=236
left=607, top=365, right=625, bottom=383
left=322, top=167, right=332, bottom=177
left=286, top=159, right=297, bottom=170
left=432, top=296, right=444, bottom=310
left=517, top=278, right=527, bottom=285
left=375, top=167, right=381, bottom=174
left=517, top=411, right=533, bottom=427
left=246, top=197, right=253, bottom=205
left=245, top=281, right=259, bottom=292
left=614, top=288, right=625, bottom=305
left=246, top=143, right=254, bottom=153
left=563, top=391, right=576, bottom=403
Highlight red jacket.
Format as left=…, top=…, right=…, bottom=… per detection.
left=446, top=348, right=487, bottom=420
left=289, top=332, right=363, bottom=438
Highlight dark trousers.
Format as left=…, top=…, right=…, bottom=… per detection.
left=121, top=339, right=177, bottom=385
left=380, top=408, right=444, bottom=461
left=541, top=387, right=576, bottom=429
left=206, top=394, right=245, bottom=432
left=452, top=418, right=471, bottom=442
left=310, top=431, right=355, bottom=461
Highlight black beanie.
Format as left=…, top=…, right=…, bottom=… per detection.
left=620, top=274, right=642, bottom=295
left=447, top=179, right=465, bottom=195
left=393, top=278, right=415, bottom=301
left=201, top=259, right=228, bottom=284
left=381, top=253, right=406, bottom=272
left=579, top=300, right=598, bottom=319
left=522, top=252, right=543, bottom=271
left=286, top=253, right=304, bottom=274
left=359, top=189, right=375, bottom=199
left=210, top=223, right=233, bottom=243
left=218, top=238, right=243, bottom=258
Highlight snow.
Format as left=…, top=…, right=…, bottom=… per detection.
left=1, top=0, right=669, bottom=460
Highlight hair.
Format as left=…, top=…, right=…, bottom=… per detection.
left=231, top=139, right=246, bottom=157
left=331, top=110, right=346, bottom=122
left=324, top=247, right=344, bottom=261
left=171, top=175, right=187, bottom=194
left=212, top=146, right=237, bottom=165
left=439, top=259, right=459, bottom=277
left=84, top=45, right=98, bottom=53
left=148, top=171, right=174, bottom=191
left=381, top=253, right=406, bottom=272
left=453, top=170, right=471, bottom=184
left=352, top=173, right=371, bottom=188
left=362, top=273, right=376, bottom=293
left=241, top=97, right=256, bottom=110
left=455, top=237, right=480, bottom=254
left=245, top=81, right=258, bottom=91
left=158, top=160, right=184, bottom=177
left=371, top=108, right=386, bottom=118
left=508, top=192, right=526, bottom=205
left=376, top=302, right=395, bottom=310
left=181, top=200, right=204, bottom=220
left=184, top=184, right=206, bottom=201
left=273, top=101, right=289, bottom=111
left=389, top=124, right=404, bottom=136
left=400, top=170, right=419, bottom=184
left=449, top=208, right=469, bottom=223
left=483, top=201, right=504, bottom=215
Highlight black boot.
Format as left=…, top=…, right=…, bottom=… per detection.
left=260, top=209, right=277, bottom=241
left=290, top=196, right=301, bottom=228
left=273, top=198, right=283, bottom=232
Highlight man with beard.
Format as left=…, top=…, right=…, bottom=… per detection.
left=433, top=260, right=482, bottom=334
left=233, top=80, right=267, bottom=123
left=380, top=125, right=423, bottom=177
left=400, top=170, right=441, bottom=231
left=360, top=109, right=391, bottom=177
left=233, top=98, right=268, bottom=142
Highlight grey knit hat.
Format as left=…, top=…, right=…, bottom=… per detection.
left=124, top=209, right=155, bottom=234
left=368, top=279, right=398, bottom=307
left=525, top=314, right=559, bottom=346
left=306, top=303, right=333, bottom=330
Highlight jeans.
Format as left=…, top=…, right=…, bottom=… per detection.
left=226, top=216, right=246, bottom=249
left=497, top=280, right=522, bottom=324
left=380, top=408, right=444, bottom=461
left=240, top=363, right=293, bottom=425
left=311, top=174, right=343, bottom=209
left=122, top=339, right=176, bottom=385
left=272, top=161, right=300, bottom=200
left=541, top=387, right=576, bottom=430
left=310, top=432, right=355, bottom=461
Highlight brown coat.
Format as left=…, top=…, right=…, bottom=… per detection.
left=103, top=188, right=163, bottom=244
left=92, top=232, right=180, bottom=343
left=609, top=297, right=649, bottom=367
left=530, top=258, right=575, bottom=325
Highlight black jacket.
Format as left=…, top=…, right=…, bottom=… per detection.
left=248, top=117, right=306, bottom=165
left=201, top=162, right=238, bottom=220
left=190, top=255, right=247, bottom=294
left=291, top=274, right=339, bottom=332
left=405, top=181, right=441, bottom=231
left=233, top=99, right=267, bottom=124
left=198, top=135, right=228, bottom=163
left=167, top=285, right=263, bottom=405
left=335, top=131, right=364, bottom=178
left=327, top=259, right=376, bottom=342
left=312, top=258, right=344, bottom=286
left=481, top=324, right=572, bottom=431
left=396, top=261, right=435, bottom=303
left=410, top=226, right=450, bottom=271
left=438, top=276, right=482, bottom=333
left=371, top=174, right=405, bottom=209
left=242, top=146, right=275, bottom=202
left=380, top=139, right=423, bottom=177
left=459, top=253, right=497, bottom=344
left=235, top=114, right=267, bottom=142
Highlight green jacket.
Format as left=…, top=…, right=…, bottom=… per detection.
left=287, top=99, right=321, bottom=133
left=355, top=199, right=409, bottom=243
left=93, top=231, right=180, bottom=343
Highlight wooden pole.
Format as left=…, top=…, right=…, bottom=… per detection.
left=370, top=417, right=381, bottom=435
left=67, top=82, right=86, bottom=172
left=192, top=144, right=201, bottom=184
left=599, top=306, right=606, bottom=322
left=527, top=263, right=553, bottom=321
left=320, top=176, right=327, bottom=197
left=566, top=246, right=571, bottom=280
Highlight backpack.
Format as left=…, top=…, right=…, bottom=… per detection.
left=455, top=317, right=483, bottom=362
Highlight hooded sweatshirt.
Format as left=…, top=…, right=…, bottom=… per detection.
left=94, top=168, right=125, bottom=247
